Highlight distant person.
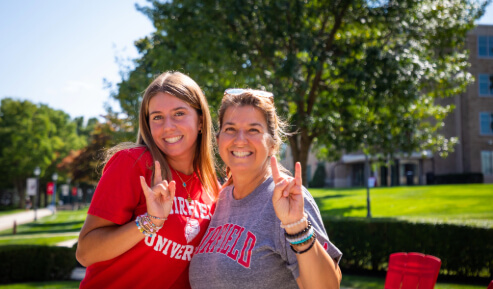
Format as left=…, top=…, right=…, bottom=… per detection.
left=76, top=71, right=220, bottom=289
left=189, top=89, right=342, bottom=288
left=25, top=198, right=32, bottom=210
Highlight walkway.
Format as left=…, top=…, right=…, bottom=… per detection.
left=0, top=208, right=53, bottom=231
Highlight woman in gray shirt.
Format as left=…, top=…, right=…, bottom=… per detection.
left=189, top=88, right=342, bottom=288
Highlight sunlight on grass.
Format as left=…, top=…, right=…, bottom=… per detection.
left=310, top=184, right=493, bottom=228
left=341, top=274, right=487, bottom=289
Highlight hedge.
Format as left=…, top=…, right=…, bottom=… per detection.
left=324, top=217, right=493, bottom=280
left=0, top=245, right=76, bottom=284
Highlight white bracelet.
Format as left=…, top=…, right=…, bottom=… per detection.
left=280, top=213, right=308, bottom=229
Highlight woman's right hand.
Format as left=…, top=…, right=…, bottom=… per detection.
left=139, top=160, right=176, bottom=225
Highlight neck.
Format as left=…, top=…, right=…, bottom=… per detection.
left=231, top=163, right=270, bottom=200
left=167, top=156, right=194, bottom=175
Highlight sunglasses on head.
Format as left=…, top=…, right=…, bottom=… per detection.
left=224, top=88, right=274, bottom=99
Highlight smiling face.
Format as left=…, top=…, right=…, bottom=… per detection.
left=148, top=92, right=202, bottom=167
left=218, top=105, right=274, bottom=177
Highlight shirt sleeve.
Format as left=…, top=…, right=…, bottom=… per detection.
left=282, top=187, right=343, bottom=280
left=88, top=149, right=152, bottom=225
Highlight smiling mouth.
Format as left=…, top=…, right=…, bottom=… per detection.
left=165, top=136, right=183, bottom=144
left=232, top=151, right=252, bottom=157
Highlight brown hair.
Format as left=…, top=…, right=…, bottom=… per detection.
left=105, top=71, right=219, bottom=198
left=217, top=89, right=289, bottom=186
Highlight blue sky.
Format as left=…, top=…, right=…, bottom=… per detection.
left=1, top=1, right=493, bottom=122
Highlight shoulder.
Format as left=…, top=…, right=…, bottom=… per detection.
left=104, top=146, right=152, bottom=173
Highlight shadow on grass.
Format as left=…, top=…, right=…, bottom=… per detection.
left=0, top=221, right=85, bottom=236
left=319, top=205, right=366, bottom=217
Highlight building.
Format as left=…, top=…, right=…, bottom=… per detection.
left=281, top=25, right=493, bottom=187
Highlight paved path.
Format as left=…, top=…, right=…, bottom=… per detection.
left=0, top=208, right=53, bottom=231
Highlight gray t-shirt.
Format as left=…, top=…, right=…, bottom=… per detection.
left=189, top=177, right=342, bottom=289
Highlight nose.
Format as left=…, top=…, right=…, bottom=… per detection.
left=163, top=116, right=176, bottom=131
left=233, top=130, right=247, bottom=145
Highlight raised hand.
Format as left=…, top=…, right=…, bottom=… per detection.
left=139, top=160, right=176, bottom=225
left=271, top=156, right=304, bottom=226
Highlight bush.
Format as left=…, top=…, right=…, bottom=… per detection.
left=0, top=245, right=76, bottom=284
left=310, top=163, right=327, bottom=188
left=427, top=173, right=484, bottom=184
left=325, top=217, right=493, bottom=280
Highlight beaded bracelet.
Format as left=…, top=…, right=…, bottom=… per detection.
left=287, top=227, right=314, bottom=245
left=147, top=213, right=167, bottom=221
left=284, top=221, right=312, bottom=239
left=280, top=213, right=308, bottom=229
left=136, top=213, right=163, bottom=237
left=290, top=233, right=317, bottom=255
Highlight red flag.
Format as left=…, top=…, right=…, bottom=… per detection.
left=72, top=186, right=78, bottom=196
left=47, top=182, right=54, bottom=195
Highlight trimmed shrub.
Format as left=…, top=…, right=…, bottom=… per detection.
left=428, top=173, right=484, bottom=184
left=310, top=163, right=327, bottom=188
left=0, top=245, right=76, bottom=284
left=324, top=217, right=493, bottom=279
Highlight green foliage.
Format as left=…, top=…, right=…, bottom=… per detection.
left=309, top=162, right=327, bottom=188
left=0, top=245, right=76, bottom=284
left=326, top=218, right=493, bottom=279
left=0, top=281, right=80, bottom=289
left=112, top=0, right=488, bottom=185
left=0, top=99, right=86, bottom=208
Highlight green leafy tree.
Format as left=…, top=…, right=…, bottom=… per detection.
left=113, top=0, right=488, bottom=184
left=0, top=98, right=86, bottom=208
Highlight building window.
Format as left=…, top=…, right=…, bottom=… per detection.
left=480, top=112, right=493, bottom=135
left=481, top=151, right=493, bottom=175
left=478, top=36, right=493, bottom=58
left=478, top=74, right=493, bottom=96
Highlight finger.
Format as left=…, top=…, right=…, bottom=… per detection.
left=168, top=181, right=176, bottom=200
left=140, top=176, right=151, bottom=197
left=272, top=178, right=289, bottom=201
left=295, top=162, right=302, bottom=186
left=154, top=161, right=163, bottom=185
left=283, top=178, right=296, bottom=197
left=270, top=156, right=281, bottom=182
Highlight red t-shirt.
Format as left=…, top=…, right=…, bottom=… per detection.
left=80, top=147, right=215, bottom=289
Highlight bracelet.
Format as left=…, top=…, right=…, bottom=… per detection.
left=136, top=213, right=163, bottom=237
left=284, top=221, right=312, bottom=238
left=290, top=234, right=317, bottom=255
left=280, top=213, right=308, bottom=229
left=287, top=228, right=314, bottom=245
left=147, top=213, right=167, bottom=221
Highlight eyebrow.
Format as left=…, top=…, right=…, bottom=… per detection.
left=149, top=106, right=188, bottom=115
left=223, top=122, right=264, bottom=127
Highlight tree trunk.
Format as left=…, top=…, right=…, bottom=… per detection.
left=14, top=178, right=26, bottom=209
left=288, top=133, right=312, bottom=187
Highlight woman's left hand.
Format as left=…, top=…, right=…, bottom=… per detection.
left=271, top=156, right=304, bottom=225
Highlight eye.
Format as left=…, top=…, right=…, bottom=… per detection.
left=152, top=115, right=163, bottom=120
left=175, top=111, right=185, bottom=117
left=249, top=128, right=260, bottom=133
left=224, top=127, right=235, bottom=132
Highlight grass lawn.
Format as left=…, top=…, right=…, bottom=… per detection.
left=0, top=209, right=25, bottom=217
left=309, top=184, right=493, bottom=228
left=0, top=281, right=80, bottom=289
left=341, top=274, right=488, bottom=289
left=0, top=209, right=87, bottom=245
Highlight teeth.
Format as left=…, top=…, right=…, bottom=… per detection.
left=165, top=136, right=183, bottom=143
left=232, top=151, right=252, bottom=157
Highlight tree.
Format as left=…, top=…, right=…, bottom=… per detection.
left=0, top=98, right=86, bottom=208
left=113, top=0, right=488, bottom=184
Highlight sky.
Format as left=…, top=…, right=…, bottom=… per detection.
left=1, top=1, right=493, bottom=122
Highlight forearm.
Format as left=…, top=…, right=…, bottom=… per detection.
left=296, top=240, right=341, bottom=289
left=76, top=220, right=144, bottom=267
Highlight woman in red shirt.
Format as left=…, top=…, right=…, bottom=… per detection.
left=76, top=71, right=220, bottom=289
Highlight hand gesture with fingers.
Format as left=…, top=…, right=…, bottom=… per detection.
left=271, top=156, right=304, bottom=225
left=139, top=161, right=176, bottom=225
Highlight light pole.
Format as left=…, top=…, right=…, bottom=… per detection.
left=51, top=172, right=58, bottom=212
left=33, top=166, right=41, bottom=221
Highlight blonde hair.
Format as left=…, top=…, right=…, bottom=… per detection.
left=217, top=90, right=289, bottom=186
left=105, top=71, right=220, bottom=198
